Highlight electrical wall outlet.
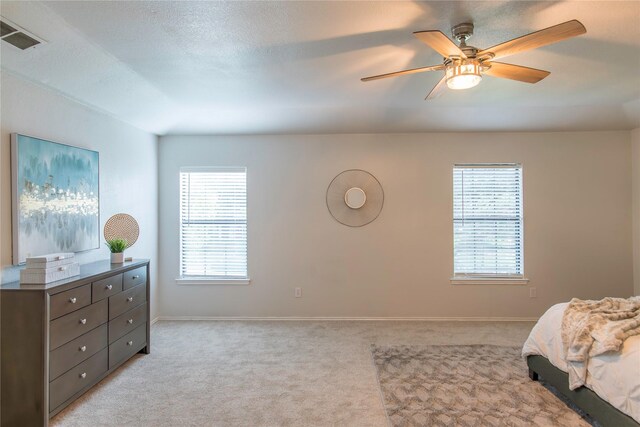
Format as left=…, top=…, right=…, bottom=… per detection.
left=529, top=287, right=537, bottom=298
left=295, top=287, right=302, bottom=298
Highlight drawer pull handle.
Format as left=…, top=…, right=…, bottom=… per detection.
left=127, top=340, right=133, bottom=346
left=79, top=345, right=87, bottom=352
left=69, top=297, right=77, bottom=304
left=127, top=319, right=134, bottom=324
left=79, top=372, right=87, bottom=379
left=127, top=297, right=134, bottom=302
left=79, top=318, right=87, bottom=325
left=106, top=284, right=113, bottom=290
left=132, top=275, right=140, bottom=280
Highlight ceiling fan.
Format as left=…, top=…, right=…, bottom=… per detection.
left=361, top=20, right=586, bottom=99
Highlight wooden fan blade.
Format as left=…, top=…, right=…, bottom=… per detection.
left=425, top=76, right=447, bottom=100
left=483, top=62, right=550, bottom=83
left=361, top=64, right=445, bottom=82
left=478, top=20, right=586, bottom=60
left=414, top=31, right=467, bottom=59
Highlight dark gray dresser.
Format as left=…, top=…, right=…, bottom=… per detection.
left=1, top=259, right=150, bottom=427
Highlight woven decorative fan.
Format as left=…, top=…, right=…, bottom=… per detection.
left=104, top=213, right=139, bottom=249
left=326, top=170, right=384, bottom=227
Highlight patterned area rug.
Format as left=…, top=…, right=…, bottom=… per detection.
left=371, top=345, right=593, bottom=427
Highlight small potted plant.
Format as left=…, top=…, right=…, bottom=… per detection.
left=106, top=238, right=128, bottom=264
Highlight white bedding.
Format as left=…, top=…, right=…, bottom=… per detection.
left=522, top=302, right=640, bottom=423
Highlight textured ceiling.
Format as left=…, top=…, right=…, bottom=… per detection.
left=1, top=1, right=639, bottom=135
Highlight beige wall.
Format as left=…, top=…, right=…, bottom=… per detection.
left=158, top=132, right=634, bottom=319
left=0, top=72, right=160, bottom=320
left=633, top=128, right=640, bottom=296
left=1, top=71, right=633, bottom=320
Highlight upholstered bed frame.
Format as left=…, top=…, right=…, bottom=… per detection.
left=527, top=355, right=639, bottom=427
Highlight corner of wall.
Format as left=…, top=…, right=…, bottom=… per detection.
left=632, top=128, right=640, bottom=296
left=152, top=133, right=161, bottom=320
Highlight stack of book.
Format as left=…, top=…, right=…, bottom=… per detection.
left=20, top=253, right=80, bottom=284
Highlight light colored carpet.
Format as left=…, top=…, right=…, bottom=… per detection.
left=371, top=344, right=591, bottom=427
left=51, top=320, right=535, bottom=426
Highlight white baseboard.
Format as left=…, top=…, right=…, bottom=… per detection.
left=155, top=316, right=538, bottom=322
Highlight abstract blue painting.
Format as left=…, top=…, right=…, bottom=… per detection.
left=11, top=134, right=99, bottom=264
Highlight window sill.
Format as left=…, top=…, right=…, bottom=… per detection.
left=450, top=277, right=529, bottom=285
left=176, top=277, right=251, bottom=286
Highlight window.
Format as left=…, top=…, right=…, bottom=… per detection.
left=178, top=167, right=248, bottom=284
left=452, top=164, right=526, bottom=283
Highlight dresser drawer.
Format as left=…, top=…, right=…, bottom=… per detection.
left=50, top=284, right=91, bottom=320
left=92, top=274, right=122, bottom=303
left=109, top=283, right=146, bottom=320
left=123, top=266, right=146, bottom=290
left=50, top=300, right=108, bottom=350
left=49, top=348, right=108, bottom=411
left=109, top=303, right=147, bottom=344
left=109, top=323, right=147, bottom=369
left=50, top=324, right=108, bottom=381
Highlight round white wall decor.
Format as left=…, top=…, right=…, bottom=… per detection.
left=344, top=187, right=366, bottom=209
left=326, top=169, right=384, bottom=227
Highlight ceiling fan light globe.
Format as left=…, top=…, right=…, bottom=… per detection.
left=447, top=74, right=482, bottom=90
left=445, top=61, right=482, bottom=90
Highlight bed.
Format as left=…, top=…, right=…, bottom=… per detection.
left=522, top=302, right=640, bottom=427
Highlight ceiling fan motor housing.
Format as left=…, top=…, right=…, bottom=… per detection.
left=450, top=23, right=479, bottom=59
left=451, top=23, right=474, bottom=42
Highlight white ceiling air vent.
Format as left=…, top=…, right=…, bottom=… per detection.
left=1, top=16, right=45, bottom=50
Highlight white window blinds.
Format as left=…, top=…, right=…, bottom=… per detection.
left=453, top=164, right=523, bottom=277
left=180, top=168, right=247, bottom=278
